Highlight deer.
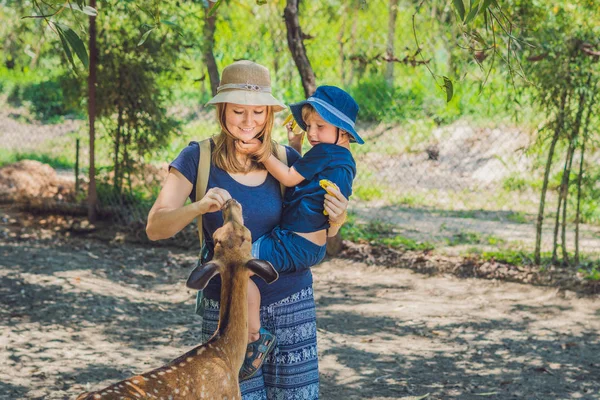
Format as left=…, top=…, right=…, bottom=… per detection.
left=76, top=199, right=278, bottom=400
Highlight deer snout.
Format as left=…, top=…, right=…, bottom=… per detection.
left=222, top=199, right=243, bottom=225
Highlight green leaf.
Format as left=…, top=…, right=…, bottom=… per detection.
left=443, top=76, right=454, bottom=102
left=208, top=0, right=224, bottom=17
left=55, top=23, right=89, bottom=68
left=464, top=1, right=480, bottom=24
left=453, top=0, right=466, bottom=21
left=66, top=3, right=98, bottom=16
left=482, top=0, right=494, bottom=11
left=136, top=4, right=155, bottom=19
left=160, top=20, right=183, bottom=36
left=256, top=0, right=267, bottom=4
left=470, top=30, right=486, bottom=45
left=138, top=27, right=155, bottom=46
left=51, top=22, right=76, bottom=70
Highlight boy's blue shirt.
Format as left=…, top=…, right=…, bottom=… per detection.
left=282, top=143, right=356, bottom=233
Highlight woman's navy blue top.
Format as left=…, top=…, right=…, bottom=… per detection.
left=169, top=141, right=308, bottom=305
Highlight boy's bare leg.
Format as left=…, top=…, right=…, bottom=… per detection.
left=247, top=279, right=261, bottom=343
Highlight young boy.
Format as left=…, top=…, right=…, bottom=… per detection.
left=239, top=85, right=364, bottom=380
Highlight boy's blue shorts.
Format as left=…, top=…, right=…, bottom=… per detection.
left=251, top=226, right=327, bottom=273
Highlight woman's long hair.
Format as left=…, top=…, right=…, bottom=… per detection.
left=212, top=103, right=276, bottom=173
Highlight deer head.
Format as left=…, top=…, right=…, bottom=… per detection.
left=186, top=199, right=278, bottom=290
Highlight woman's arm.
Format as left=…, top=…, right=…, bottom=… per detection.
left=323, top=185, right=349, bottom=237
left=146, top=169, right=231, bottom=240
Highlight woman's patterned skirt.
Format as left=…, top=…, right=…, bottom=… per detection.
left=199, top=286, right=320, bottom=400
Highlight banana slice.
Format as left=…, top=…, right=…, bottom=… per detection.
left=319, top=179, right=339, bottom=195
left=283, top=113, right=305, bottom=136
left=320, top=179, right=339, bottom=215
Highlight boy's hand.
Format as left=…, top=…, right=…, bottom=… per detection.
left=283, top=114, right=304, bottom=153
left=286, top=122, right=303, bottom=151
left=236, top=139, right=262, bottom=156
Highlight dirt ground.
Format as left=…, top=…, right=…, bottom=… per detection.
left=1, top=211, right=599, bottom=400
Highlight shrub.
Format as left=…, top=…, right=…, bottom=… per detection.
left=5, top=73, right=84, bottom=120
left=348, top=76, right=423, bottom=122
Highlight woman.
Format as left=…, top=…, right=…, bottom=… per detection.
left=146, top=60, right=348, bottom=399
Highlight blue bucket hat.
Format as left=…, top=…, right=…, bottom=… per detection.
left=289, top=86, right=364, bottom=144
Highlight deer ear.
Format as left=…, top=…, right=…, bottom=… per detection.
left=186, top=261, right=220, bottom=290
left=246, top=259, right=279, bottom=284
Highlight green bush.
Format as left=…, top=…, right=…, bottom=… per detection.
left=349, top=76, right=423, bottom=122
left=5, top=72, right=84, bottom=120
left=23, top=75, right=83, bottom=120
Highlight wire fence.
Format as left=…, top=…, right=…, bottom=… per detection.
left=1, top=99, right=599, bottom=261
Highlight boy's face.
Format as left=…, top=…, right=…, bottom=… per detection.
left=305, top=113, right=348, bottom=146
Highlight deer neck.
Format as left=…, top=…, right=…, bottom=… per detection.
left=216, top=265, right=248, bottom=351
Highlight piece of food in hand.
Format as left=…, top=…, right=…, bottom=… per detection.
left=320, top=179, right=340, bottom=215
left=320, top=179, right=339, bottom=195
left=283, top=113, right=305, bottom=136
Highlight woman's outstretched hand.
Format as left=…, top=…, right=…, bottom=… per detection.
left=198, top=187, right=232, bottom=215
left=324, top=185, right=348, bottom=226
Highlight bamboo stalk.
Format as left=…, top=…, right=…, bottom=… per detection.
left=575, top=79, right=596, bottom=264
left=535, top=90, right=568, bottom=264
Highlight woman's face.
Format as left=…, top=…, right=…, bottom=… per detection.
left=224, top=103, right=268, bottom=143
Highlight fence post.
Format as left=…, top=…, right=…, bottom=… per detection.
left=75, top=138, right=80, bottom=194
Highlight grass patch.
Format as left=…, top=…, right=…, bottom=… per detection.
left=341, top=213, right=434, bottom=251
left=0, top=151, right=74, bottom=169
left=578, top=264, right=600, bottom=281
left=381, top=235, right=435, bottom=251
left=354, top=184, right=385, bottom=201
left=506, top=212, right=529, bottom=224
left=393, top=193, right=428, bottom=207
left=486, top=235, right=506, bottom=246
left=502, top=176, right=529, bottom=192
left=447, top=231, right=484, bottom=246
left=480, top=250, right=553, bottom=266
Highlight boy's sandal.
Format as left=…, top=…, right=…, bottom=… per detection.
left=239, top=327, right=276, bottom=381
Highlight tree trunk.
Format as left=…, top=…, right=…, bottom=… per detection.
left=575, top=136, right=586, bottom=265
left=552, top=183, right=562, bottom=264
left=203, top=9, right=219, bottom=96
left=284, top=0, right=316, bottom=97
left=87, top=0, right=98, bottom=223
left=575, top=83, right=596, bottom=264
left=385, top=0, right=399, bottom=85
left=338, top=11, right=346, bottom=86
left=559, top=141, right=575, bottom=264
left=348, top=17, right=358, bottom=86
left=559, top=84, right=588, bottom=264
left=114, top=106, right=122, bottom=195
left=534, top=90, right=568, bottom=264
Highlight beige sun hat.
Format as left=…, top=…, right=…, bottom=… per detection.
left=206, top=60, right=286, bottom=112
